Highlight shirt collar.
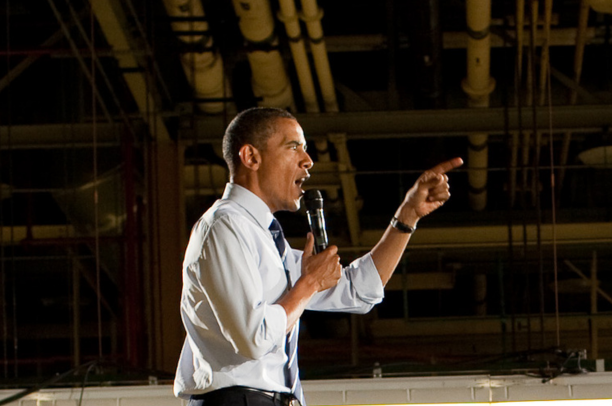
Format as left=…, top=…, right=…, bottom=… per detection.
left=222, top=183, right=275, bottom=230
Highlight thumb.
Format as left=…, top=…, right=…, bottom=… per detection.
left=303, top=232, right=315, bottom=258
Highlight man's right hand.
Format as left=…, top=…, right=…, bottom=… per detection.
left=277, top=233, right=342, bottom=333
left=301, top=233, right=342, bottom=292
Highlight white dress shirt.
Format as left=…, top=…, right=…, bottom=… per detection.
left=174, top=183, right=385, bottom=398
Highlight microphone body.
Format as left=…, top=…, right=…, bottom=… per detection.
left=304, top=190, right=328, bottom=254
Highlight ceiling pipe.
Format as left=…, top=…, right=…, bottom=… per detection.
left=286, top=0, right=343, bottom=203
left=526, top=0, right=539, bottom=208
left=510, top=0, right=526, bottom=207
left=232, top=0, right=294, bottom=110
left=519, top=1, right=537, bottom=208
left=293, top=0, right=361, bottom=243
left=162, top=0, right=229, bottom=114
left=322, top=28, right=599, bottom=53
left=462, top=0, right=496, bottom=211
left=277, top=0, right=319, bottom=113
left=300, top=0, right=338, bottom=113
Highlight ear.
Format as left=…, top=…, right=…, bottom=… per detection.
left=238, top=144, right=261, bottom=171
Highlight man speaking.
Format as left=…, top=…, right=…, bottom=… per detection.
left=174, top=107, right=463, bottom=406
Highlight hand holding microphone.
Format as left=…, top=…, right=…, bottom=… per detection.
left=304, top=189, right=328, bottom=254
left=301, top=189, right=341, bottom=292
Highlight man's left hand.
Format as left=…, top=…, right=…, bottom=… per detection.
left=398, top=157, right=463, bottom=225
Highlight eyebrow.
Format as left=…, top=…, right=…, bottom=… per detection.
left=286, top=140, right=306, bottom=150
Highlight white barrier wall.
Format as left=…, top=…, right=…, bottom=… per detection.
left=3, top=373, right=612, bottom=406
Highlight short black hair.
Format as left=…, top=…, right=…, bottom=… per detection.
left=222, top=107, right=296, bottom=175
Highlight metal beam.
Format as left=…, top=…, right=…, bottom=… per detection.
left=370, top=313, right=612, bottom=337
left=361, top=222, right=612, bottom=249
left=323, top=28, right=600, bottom=52
left=184, top=105, right=612, bottom=141
left=283, top=221, right=612, bottom=253
left=8, top=222, right=612, bottom=249
left=90, top=0, right=171, bottom=141
left=4, top=104, right=612, bottom=148
left=0, top=123, right=124, bottom=149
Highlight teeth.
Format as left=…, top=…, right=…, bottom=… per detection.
left=295, top=176, right=309, bottom=185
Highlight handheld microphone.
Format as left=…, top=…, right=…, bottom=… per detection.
left=304, top=189, right=328, bottom=254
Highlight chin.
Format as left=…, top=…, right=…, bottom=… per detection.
left=291, top=199, right=302, bottom=212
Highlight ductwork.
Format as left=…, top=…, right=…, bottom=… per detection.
left=232, top=0, right=294, bottom=109
left=276, top=0, right=344, bottom=208
left=163, top=0, right=230, bottom=114
left=461, top=0, right=495, bottom=211
left=589, top=0, right=612, bottom=13
left=300, top=0, right=338, bottom=113
left=277, top=0, right=319, bottom=113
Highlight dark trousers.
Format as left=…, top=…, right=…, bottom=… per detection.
left=189, top=387, right=300, bottom=406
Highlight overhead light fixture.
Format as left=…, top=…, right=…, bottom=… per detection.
left=578, top=146, right=612, bottom=168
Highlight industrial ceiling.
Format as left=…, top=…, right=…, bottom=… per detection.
left=1, top=0, right=612, bottom=386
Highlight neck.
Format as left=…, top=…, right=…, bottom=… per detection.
left=231, top=171, right=275, bottom=213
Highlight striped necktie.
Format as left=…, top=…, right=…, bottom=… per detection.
left=269, top=219, right=305, bottom=405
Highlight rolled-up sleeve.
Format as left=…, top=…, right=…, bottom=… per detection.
left=302, top=252, right=384, bottom=313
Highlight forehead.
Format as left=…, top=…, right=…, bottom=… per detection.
left=267, top=118, right=305, bottom=145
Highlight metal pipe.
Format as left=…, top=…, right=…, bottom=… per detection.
left=232, top=0, right=294, bottom=109
left=300, top=0, right=338, bottom=112
left=510, top=0, right=526, bottom=207
left=162, top=0, right=230, bottom=114
left=322, top=27, right=600, bottom=52
left=277, top=0, right=319, bottom=113
left=184, top=105, right=612, bottom=140
left=462, top=0, right=495, bottom=211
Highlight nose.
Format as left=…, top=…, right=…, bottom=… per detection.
left=302, top=151, right=314, bottom=170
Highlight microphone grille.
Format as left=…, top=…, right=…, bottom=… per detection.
left=304, top=189, right=323, bottom=211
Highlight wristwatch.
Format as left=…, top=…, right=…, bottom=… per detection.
left=390, top=216, right=417, bottom=233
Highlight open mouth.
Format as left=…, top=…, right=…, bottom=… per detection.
left=295, top=175, right=310, bottom=190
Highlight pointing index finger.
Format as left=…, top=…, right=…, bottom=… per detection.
left=430, top=157, right=464, bottom=175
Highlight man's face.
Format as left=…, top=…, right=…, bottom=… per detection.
left=257, top=118, right=313, bottom=213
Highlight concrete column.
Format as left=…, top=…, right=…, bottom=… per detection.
left=147, top=140, right=186, bottom=372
